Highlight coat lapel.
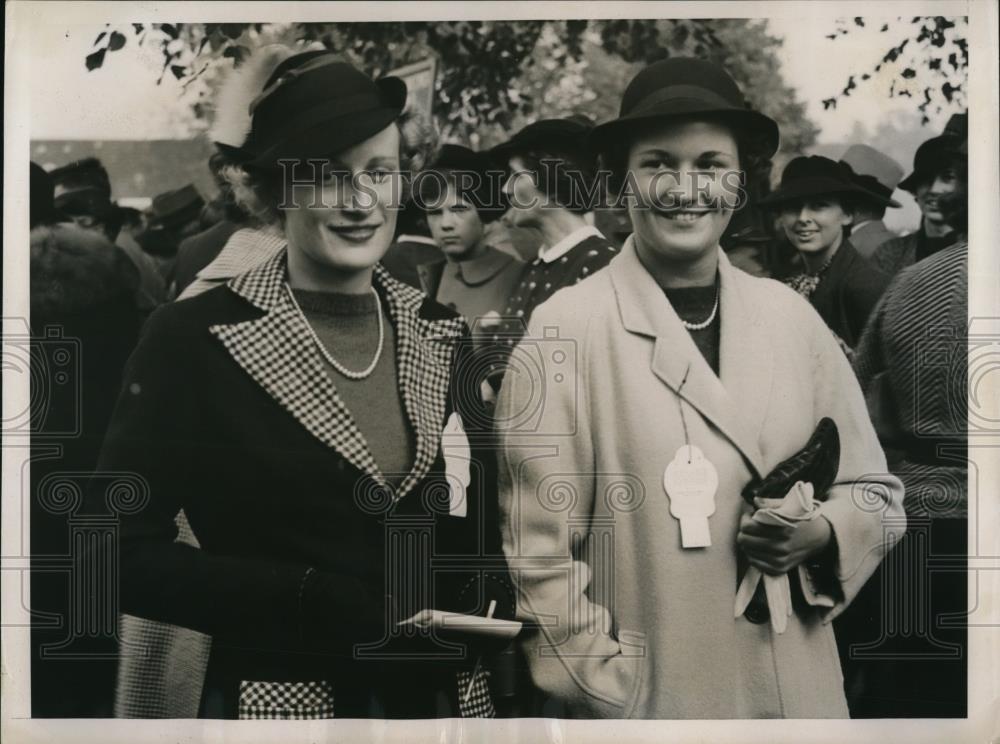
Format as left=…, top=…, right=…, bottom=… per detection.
left=208, top=254, right=465, bottom=499
left=208, top=248, right=385, bottom=482
left=609, top=238, right=769, bottom=478
left=374, top=264, right=465, bottom=501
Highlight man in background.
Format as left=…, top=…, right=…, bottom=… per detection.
left=48, top=157, right=165, bottom=312
left=839, top=143, right=904, bottom=259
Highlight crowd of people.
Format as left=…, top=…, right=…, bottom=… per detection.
left=29, top=43, right=968, bottom=720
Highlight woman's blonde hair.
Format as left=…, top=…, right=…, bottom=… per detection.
left=218, top=107, right=439, bottom=227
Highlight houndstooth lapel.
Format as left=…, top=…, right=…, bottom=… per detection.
left=209, top=249, right=383, bottom=482
left=208, top=250, right=464, bottom=500
left=373, top=264, right=466, bottom=501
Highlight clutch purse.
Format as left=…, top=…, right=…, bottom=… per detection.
left=741, top=417, right=840, bottom=505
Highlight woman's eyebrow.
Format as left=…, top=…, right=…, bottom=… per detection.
left=634, top=148, right=737, bottom=159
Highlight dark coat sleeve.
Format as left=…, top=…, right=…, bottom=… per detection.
left=91, top=304, right=384, bottom=655
left=843, top=256, right=891, bottom=344
left=443, top=329, right=517, bottom=631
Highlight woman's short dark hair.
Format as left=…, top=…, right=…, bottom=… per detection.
left=508, top=145, right=600, bottom=216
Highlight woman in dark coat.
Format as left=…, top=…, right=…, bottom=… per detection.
left=763, top=156, right=891, bottom=355
left=93, top=49, right=512, bottom=720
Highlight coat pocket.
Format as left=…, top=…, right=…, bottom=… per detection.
left=617, top=629, right=648, bottom=718
left=238, top=680, right=335, bottom=720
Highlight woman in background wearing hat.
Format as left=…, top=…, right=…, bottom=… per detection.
left=495, top=57, right=904, bottom=718
left=93, top=47, right=513, bottom=719
left=415, top=144, right=523, bottom=341
left=763, top=155, right=891, bottom=356
left=873, top=113, right=967, bottom=277
left=487, top=117, right=619, bottom=359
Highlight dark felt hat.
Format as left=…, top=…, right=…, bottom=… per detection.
left=229, top=50, right=407, bottom=170
left=49, top=157, right=113, bottom=207
left=589, top=58, right=780, bottom=158
left=418, top=144, right=507, bottom=224
left=489, top=117, right=595, bottom=165
left=760, top=155, right=886, bottom=206
left=898, top=113, right=968, bottom=193
left=147, top=184, right=205, bottom=229
left=30, top=162, right=59, bottom=228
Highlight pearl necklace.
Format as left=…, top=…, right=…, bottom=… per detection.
left=285, top=283, right=385, bottom=380
left=680, top=286, right=720, bottom=331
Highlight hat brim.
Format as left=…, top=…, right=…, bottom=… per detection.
left=489, top=126, right=590, bottom=164
left=236, top=77, right=407, bottom=170
left=759, top=176, right=876, bottom=207
left=853, top=190, right=902, bottom=209
left=588, top=101, right=780, bottom=160
left=898, top=133, right=966, bottom=193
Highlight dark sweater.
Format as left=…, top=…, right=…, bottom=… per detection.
left=663, top=282, right=721, bottom=375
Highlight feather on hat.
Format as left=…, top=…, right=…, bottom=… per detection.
left=209, top=44, right=297, bottom=148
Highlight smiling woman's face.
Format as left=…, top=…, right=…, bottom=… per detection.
left=625, top=119, right=741, bottom=264
left=777, top=197, right=852, bottom=255
left=282, top=123, right=402, bottom=278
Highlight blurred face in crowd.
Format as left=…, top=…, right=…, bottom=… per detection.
left=502, top=156, right=546, bottom=229
left=625, top=119, right=740, bottom=271
left=914, top=165, right=960, bottom=226
left=282, top=123, right=401, bottom=284
left=777, top=196, right=852, bottom=262
left=425, top=182, right=486, bottom=260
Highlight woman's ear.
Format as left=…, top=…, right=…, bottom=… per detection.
left=838, top=199, right=855, bottom=228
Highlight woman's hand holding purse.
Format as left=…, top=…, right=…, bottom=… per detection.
left=736, top=509, right=832, bottom=575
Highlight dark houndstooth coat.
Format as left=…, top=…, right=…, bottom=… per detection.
left=96, top=248, right=513, bottom=719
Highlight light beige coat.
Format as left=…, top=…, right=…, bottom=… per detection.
left=496, top=237, right=905, bottom=719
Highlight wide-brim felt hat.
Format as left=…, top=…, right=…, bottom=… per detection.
left=419, top=144, right=507, bottom=223
left=488, top=117, right=594, bottom=164
left=588, top=57, right=780, bottom=159
left=226, top=50, right=407, bottom=170
left=760, top=155, right=888, bottom=206
left=898, top=112, right=968, bottom=193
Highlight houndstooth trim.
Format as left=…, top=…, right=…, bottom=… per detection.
left=456, top=669, right=495, bottom=718
left=212, top=252, right=464, bottom=494
left=238, top=680, right=335, bottom=720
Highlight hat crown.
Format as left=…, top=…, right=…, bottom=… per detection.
left=151, top=184, right=203, bottom=218
left=240, top=49, right=406, bottom=168
left=620, top=58, right=745, bottom=117
left=840, top=144, right=904, bottom=189
left=252, top=52, right=385, bottom=120
left=942, top=112, right=968, bottom=139
left=781, top=155, right=853, bottom=186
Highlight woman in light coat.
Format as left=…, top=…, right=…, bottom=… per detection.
left=495, top=57, right=905, bottom=719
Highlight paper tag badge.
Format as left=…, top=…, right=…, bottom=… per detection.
left=442, top=412, right=471, bottom=517
left=663, top=445, right=719, bottom=548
